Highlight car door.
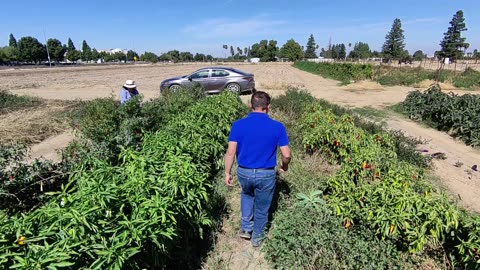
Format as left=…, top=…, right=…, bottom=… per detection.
left=210, top=69, right=230, bottom=91
left=189, top=69, right=211, bottom=89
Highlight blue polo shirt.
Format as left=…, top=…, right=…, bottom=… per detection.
left=228, top=112, right=289, bottom=169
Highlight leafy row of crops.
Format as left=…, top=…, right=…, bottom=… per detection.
left=294, top=61, right=480, bottom=89
left=398, top=84, right=480, bottom=146
left=265, top=90, right=480, bottom=269
left=0, top=90, right=246, bottom=269
left=293, top=61, right=373, bottom=84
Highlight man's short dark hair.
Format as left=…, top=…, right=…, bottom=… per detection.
left=251, top=91, right=271, bottom=110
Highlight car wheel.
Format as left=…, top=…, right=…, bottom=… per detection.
left=226, top=83, right=241, bottom=93
left=169, top=84, right=181, bottom=92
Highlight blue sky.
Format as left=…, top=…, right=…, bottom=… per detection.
left=1, top=0, right=479, bottom=57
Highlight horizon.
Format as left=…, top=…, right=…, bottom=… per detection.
left=1, top=0, right=479, bottom=57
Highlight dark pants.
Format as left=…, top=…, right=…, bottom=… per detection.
left=237, top=167, right=276, bottom=242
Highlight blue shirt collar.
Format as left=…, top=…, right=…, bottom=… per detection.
left=248, top=112, right=269, bottom=118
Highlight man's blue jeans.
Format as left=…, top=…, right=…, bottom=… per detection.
left=237, top=167, right=276, bottom=242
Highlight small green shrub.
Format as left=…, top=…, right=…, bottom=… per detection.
left=0, top=90, right=42, bottom=114
left=265, top=204, right=401, bottom=269
left=399, top=84, right=480, bottom=146
left=453, top=68, right=480, bottom=89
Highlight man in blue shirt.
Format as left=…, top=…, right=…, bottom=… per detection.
left=224, top=91, right=291, bottom=247
left=120, top=79, right=139, bottom=104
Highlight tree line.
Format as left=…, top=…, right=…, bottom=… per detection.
left=1, top=10, right=478, bottom=65
left=227, top=10, right=477, bottom=63
left=0, top=36, right=215, bottom=65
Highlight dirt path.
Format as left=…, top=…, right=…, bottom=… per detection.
left=27, top=130, right=74, bottom=163
left=203, top=183, right=272, bottom=270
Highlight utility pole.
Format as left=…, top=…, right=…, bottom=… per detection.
left=43, top=29, right=52, bottom=68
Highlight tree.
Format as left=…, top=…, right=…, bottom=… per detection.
left=180, top=51, right=193, bottom=61
left=382, top=18, right=406, bottom=61
left=304, top=34, right=318, bottom=58
left=230, top=46, right=234, bottom=57
left=206, top=55, right=214, bottom=61
left=279, top=39, right=303, bottom=61
left=264, top=40, right=278, bottom=62
left=437, top=10, right=469, bottom=62
left=91, top=49, right=100, bottom=62
left=140, top=51, right=158, bottom=63
left=237, top=47, right=242, bottom=56
left=474, top=49, right=479, bottom=63
left=250, top=40, right=278, bottom=61
left=126, top=50, right=139, bottom=61
left=194, top=53, right=205, bottom=61
left=0, top=46, right=17, bottom=64
left=413, top=50, right=425, bottom=61
left=65, top=38, right=80, bottom=62
left=81, top=40, right=92, bottom=62
left=46, top=38, right=66, bottom=62
left=330, top=44, right=346, bottom=59
left=17, top=36, right=46, bottom=64
left=250, top=40, right=267, bottom=58
left=9, top=34, right=17, bottom=48
left=348, top=42, right=371, bottom=59
left=166, top=50, right=180, bottom=62
left=8, top=34, right=18, bottom=62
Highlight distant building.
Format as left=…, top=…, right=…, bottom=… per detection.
left=99, top=48, right=127, bottom=54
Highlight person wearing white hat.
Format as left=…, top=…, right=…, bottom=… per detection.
left=120, top=79, right=139, bottom=104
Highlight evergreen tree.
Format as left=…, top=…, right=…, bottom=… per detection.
left=81, top=40, right=92, bottom=61
left=9, top=34, right=17, bottom=48
left=230, top=46, right=234, bottom=57
left=279, top=39, right=304, bottom=61
left=8, top=34, right=18, bottom=62
left=66, top=38, right=80, bottom=62
left=382, top=18, right=406, bottom=61
left=304, top=34, right=317, bottom=58
left=437, top=10, right=469, bottom=62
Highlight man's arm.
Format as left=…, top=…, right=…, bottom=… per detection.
left=224, top=141, right=237, bottom=186
left=279, top=145, right=291, bottom=172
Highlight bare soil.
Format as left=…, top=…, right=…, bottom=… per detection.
left=1, top=63, right=479, bottom=213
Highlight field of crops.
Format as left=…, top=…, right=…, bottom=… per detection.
left=2, top=62, right=480, bottom=269
left=264, top=90, right=480, bottom=269
left=294, top=61, right=480, bottom=89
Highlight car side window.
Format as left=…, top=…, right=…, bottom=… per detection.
left=212, top=70, right=229, bottom=77
left=191, top=70, right=209, bottom=79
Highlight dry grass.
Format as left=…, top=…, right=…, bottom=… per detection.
left=414, top=79, right=457, bottom=90
left=0, top=100, right=77, bottom=145
left=341, top=80, right=385, bottom=91
left=259, top=81, right=305, bottom=90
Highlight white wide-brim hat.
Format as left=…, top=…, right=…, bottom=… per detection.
left=123, top=79, right=137, bottom=88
